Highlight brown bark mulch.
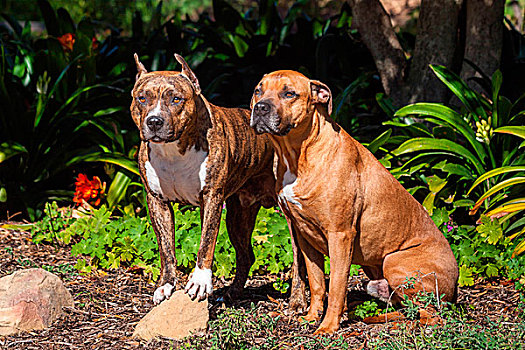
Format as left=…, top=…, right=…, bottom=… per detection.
left=0, top=227, right=523, bottom=349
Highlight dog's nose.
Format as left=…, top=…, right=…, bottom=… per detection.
left=254, top=101, right=270, bottom=115
left=146, top=116, right=164, bottom=132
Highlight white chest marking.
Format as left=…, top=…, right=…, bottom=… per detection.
left=279, top=157, right=302, bottom=209
left=146, top=141, right=208, bottom=205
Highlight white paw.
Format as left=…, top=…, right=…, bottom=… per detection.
left=153, top=283, right=174, bottom=304
left=184, top=266, right=213, bottom=301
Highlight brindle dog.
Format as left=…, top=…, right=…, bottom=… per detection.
left=130, top=54, right=306, bottom=309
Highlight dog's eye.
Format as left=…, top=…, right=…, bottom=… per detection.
left=138, top=96, right=147, bottom=104
left=171, top=96, right=183, bottom=104
left=284, top=91, right=296, bottom=98
left=254, top=88, right=261, bottom=96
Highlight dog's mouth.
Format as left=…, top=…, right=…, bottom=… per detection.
left=277, top=123, right=293, bottom=136
left=143, top=129, right=181, bottom=143
left=252, top=113, right=293, bottom=136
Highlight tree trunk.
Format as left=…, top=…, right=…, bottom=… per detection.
left=349, top=0, right=407, bottom=106
left=461, top=0, right=505, bottom=92
left=406, top=0, right=464, bottom=104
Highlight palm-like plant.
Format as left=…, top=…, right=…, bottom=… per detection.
left=387, top=65, right=525, bottom=253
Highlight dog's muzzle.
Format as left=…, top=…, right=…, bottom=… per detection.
left=143, top=115, right=172, bottom=142
left=251, top=101, right=291, bottom=135
left=146, top=115, right=164, bottom=132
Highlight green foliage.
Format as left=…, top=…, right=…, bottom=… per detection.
left=30, top=201, right=75, bottom=244
left=180, top=303, right=352, bottom=350
left=373, top=65, right=525, bottom=283
left=468, top=128, right=525, bottom=256
left=170, top=205, right=293, bottom=278
left=62, top=205, right=161, bottom=281
left=272, top=276, right=290, bottom=294
left=370, top=310, right=525, bottom=349
left=354, top=300, right=381, bottom=319
left=446, top=222, right=525, bottom=287
left=208, top=305, right=273, bottom=350
left=29, top=202, right=294, bottom=281
left=379, top=66, right=524, bottom=218
left=0, top=0, right=140, bottom=219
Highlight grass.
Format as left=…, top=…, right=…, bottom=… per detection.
left=177, top=302, right=525, bottom=350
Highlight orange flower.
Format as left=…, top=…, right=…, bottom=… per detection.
left=73, top=174, right=105, bottom=207
left=57, top=33, right=75, bottom=52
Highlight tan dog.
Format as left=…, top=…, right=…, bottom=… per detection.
left=130, top=55, right=307, bottom=308
left=250, top=70, right=459, bottom=334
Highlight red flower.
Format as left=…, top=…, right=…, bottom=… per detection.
left=73, top=174, right=105, bottom=207
left=57, top=33, right=75, bottom=52
left=92, top=36, right=99, bottom=51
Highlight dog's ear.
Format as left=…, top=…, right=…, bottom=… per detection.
left=310, top=80, right=332, bottom=115
left=174, top=54, right=201, bottom=95
left=134, top=53, right=147, bottom=81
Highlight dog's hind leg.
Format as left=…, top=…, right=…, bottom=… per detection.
left=296, top=233, right=326, bottom=324
left=382, top=243, right=457, bottom=304
left=224, top=194, right=260, bottom=300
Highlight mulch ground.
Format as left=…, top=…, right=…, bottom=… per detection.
left=0, top=226, right=523, bottom=349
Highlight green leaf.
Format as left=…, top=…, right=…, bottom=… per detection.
left=376, top=93, right=395, bottom=118
left=392, top=138, right=485, bottom=175
left=458, top=265, right=474, bottom=287
left=423, top=193, right=436, bottom=215
left=431, top=208, right=448, bottom=227
left=485, top=264, right=499, bottom=278
left=430, top=65, right=488, bottom=120
left=453, top=199, right=475, bottom=208
left=228, top=34, right=249, bottom=58
left=468, top=166, right=525, bottom=195
left=107, top=171, right=132, bottom=208
left=471, top=177, right=525, bottom=214
left=428, top=175, right=447, bottom=193
left=0, top=187, right=6, bottom=203
left=0, top=142, right=28, bottom=163
left=491, top=70, right=502, bottom=127
left=34, top=55, right=83, bottom=128
left=494, top=126, right=525, bottom=139
left=476, top=216, right=503, bottom=245
left=433, top=161, right=474, bottom=180
left=395, top=103, right=486, bottom=164
left=67, top=152, right=139, bottom=176
left=366, top=129, right=392, bottom=154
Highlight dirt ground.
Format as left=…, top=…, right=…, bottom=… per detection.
left=0, top=227, right=523, bottom=349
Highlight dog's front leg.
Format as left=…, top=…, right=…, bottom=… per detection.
left=314, top=229, right=355, bottom=335
left=185, top=187, right=224, bottom=301
left=147, top=192, right=178, bottom=304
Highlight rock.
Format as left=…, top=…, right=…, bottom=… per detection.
left=0, top=268, right=74, bottom=335
left=133, top=290, right=208, bottom=341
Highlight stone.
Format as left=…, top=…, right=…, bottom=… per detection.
left=0, top=268, right=74, bottom=335
left=133, top=290, right=209, bottom=341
